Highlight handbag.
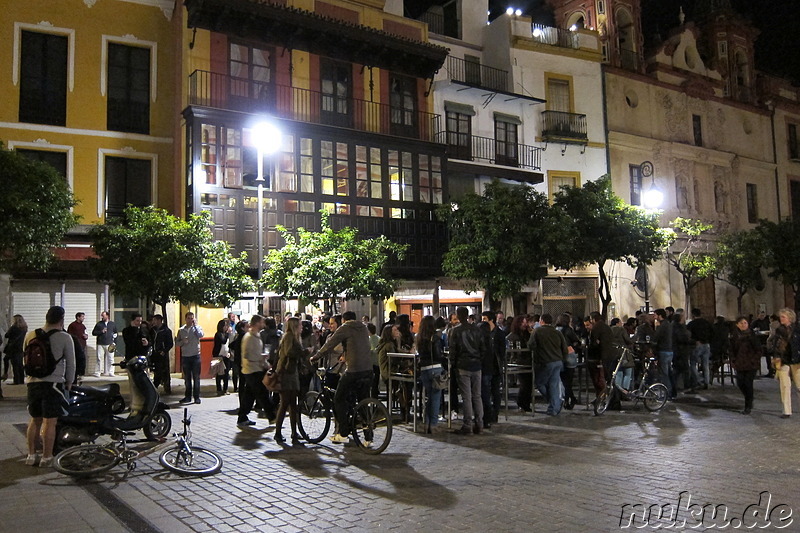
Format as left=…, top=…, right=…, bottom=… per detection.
left=262, top=369, right=282, bottom=391
left=432, top=369, right=449, bottom=390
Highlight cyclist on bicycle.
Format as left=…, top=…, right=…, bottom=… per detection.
left=311, top=310, right=372, bottom=443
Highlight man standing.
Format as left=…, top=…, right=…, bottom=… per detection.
left=449, top=306, right=488, bottom=435
left=91, top=311, right=117, bottom=377
left=312, top=310, right=373, bottom=443
left=237, top=315, right=273, bottom=427
left=150, top=315, right=173, bottom=395
left=176, top=312, right=204, bottom=404
left=687, top=308, right=713, bottom=390
left=67, top=312, right=88, bottom=380
left=530, top=313, right=568, bottom=416
left=480, top=311, right=504, bottom=427
left=652, top=309, right=675, bottom=399
left=588, top=312, right=614, bottom=398
left=24, top=306, right=75, bottom=468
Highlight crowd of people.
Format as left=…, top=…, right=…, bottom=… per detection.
left=6, top=302, right=800, bottom=464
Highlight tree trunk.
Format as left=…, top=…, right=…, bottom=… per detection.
left=737, top=292, right=743, bottom=316
left=794, top=285, right=800, bottom=312
left=161, top=301, right=169, bottom=328
left=597, top=264, right=612, bottom=319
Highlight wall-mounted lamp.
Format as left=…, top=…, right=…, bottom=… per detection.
left=640, top=160, right=663, bottom=209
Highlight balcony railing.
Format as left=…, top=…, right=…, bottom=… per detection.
left=445, top=56, right=509, bottom=92
left=188, top=69, right=441, bottom=142
left=531, top=24, right=579, bottom=50
left=618, top=48, right=639, bottom=72
left=541, top=110, right=587, bottom=142
left=436, top=132, right=541, bottom=171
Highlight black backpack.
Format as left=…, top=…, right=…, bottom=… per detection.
left=24, top=329, right=62, bottom=378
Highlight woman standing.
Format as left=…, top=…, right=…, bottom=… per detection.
left=771, top=308, right=800, bottom=418
left=506, top=315, right=532, bottom=412
left=212, top=319, right=232, bottom=395
left=416, top=316, right=445, bottom=433
left=3, top=315, right=28, bottom=384
left=730, top=316, right=762, bottom=415
left=556, top=313, right=581, bottom=410
left=274, top=317, right=302, bottom=444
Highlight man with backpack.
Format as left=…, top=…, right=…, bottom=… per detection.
left=24, top=306, right=75, bottom=468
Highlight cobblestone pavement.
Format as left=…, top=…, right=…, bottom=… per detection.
left=1, top=375, right=799, bottom=532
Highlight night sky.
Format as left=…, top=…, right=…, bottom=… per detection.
left=440, top=0, right=800, bottom=83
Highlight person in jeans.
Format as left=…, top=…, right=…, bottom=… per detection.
left=176, top=312, right=204, bottom=404
left=449, top=306, right=487, bottom=435
left=651, top=309, right=675, bottom=399
left=529, top=313, right=568, bottom=416
left=479, top=311, right=504, bottom=428
left=237, top=315, right=274, bottom=427
left=313, top=311, right=373, bottom=444
left=416, top=315, right=445, bottom=434
left=687, top=308, right=713, bottom=390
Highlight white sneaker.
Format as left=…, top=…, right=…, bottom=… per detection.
left=39, top=456, right=54, bottom=468
left=330, top=433, right=348, bottom=444
left=24, top=454, right=39, bottom=466
left=451, top=410, right=459, bottom=420
left=92, top=373, right=101, bottom=378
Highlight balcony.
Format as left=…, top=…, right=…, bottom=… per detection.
left=531, top=24, right=579, bottom=50
left=436, top=132, right=541, bottom=171
left=445, top=56, right=510, bottom=92
left=188, top=70, right=441, bottom=143
left=540, top=111, right=587, bottom=143
left=618, top=48, right=640, bottom=72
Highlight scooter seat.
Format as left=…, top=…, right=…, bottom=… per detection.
left=74, top=383, right=121, bottom=398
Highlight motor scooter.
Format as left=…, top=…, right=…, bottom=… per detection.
left=56, top=356, right=172, bottom=450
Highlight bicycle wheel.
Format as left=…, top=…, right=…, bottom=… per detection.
left=143, top=411, right=172, bottom=441
left=643, top=383, right=669, bottom=412
left=54, top=444, right=120, bottom=477
left=159, top=446, right=222, bottom=476
left=593, top=389, right=612, bottom=416
left=351, top=398, right=392, bottom=455
left=298, top=391, right=331, bottom=444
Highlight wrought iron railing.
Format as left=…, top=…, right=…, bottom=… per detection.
left=188, top=69, right=441, bottom=142
left=445, top=56, right=509, bottom=92
left=540, top=110, right=587, bottom=142
left=418, top=10, right=445, bottom=35
left=531, top=24, right=579, bottom=50
left=436, top=132, right=541, bottom=171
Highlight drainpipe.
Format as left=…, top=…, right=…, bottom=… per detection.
left=767, top=100, right=782, bottom=220
left=601, top=66, right=612, bottom=179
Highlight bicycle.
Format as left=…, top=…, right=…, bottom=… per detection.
left=593, top=346, right=669, bottom=415
left=299, top=367, right=392, bottom=454
left=54, top=408, right=222, bottom=477
left=159, top=408, right=223, bottom=475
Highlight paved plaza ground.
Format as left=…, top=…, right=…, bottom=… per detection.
left=1, top=374, right=799, bottom=533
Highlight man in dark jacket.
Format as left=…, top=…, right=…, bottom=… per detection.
left=687, top=308, right=714, bottom=389
left=588, top=312, right=614, bottom=396
left=449, top=306, right=488, bottom=435
left=529, top=313, right=568, bottom=415
left=651, top=308, right=675, bottom=399
left=480, top=311, right=504, bottom=427
left=149, top=314, right=174, bottom=395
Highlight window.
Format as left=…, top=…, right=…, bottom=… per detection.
left=547, top=77, right=571, bottom=113
left=229, top=42, right=273, bottom=103
left=418, top=154, right=442, bottom=204
left=321, top=59, right=351, bottom=127
left=19, top=31, right=68, bottom=126
left=445, top=110, right=472, bottom=160
left=107, top=43, right=150, bottom=134
left=494, top=118, right=519, bottom=167
left=300, top=138, right=315, bottom=194
left=746, top=183, right=758, bottom=223
left=356, top=145, right=382, bottom=200
left=321, top=141, right=349, bottom=196
left=789, top=124, right=799, bottom=160
left=629, top=164, right=643, bottom=206
left=390, top=74, right=417, bottom=136
left=15, top=149, right=68, bottom=180
left=548, top=171, right=580, bottom=200
left=105, top=156, right=152, bottom=218
left=692, top=114, right=703, bottom=147
left=791, top=180, right=800, bottom=220
left=389, top=150, right=413, bottom=202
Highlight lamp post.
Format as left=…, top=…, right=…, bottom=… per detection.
left=639, top=160, right=662, bottom=313
left=251, top=120, right=282, bottom=311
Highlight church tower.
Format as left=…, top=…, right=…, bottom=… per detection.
left=693, top=0, right=759, bottom=102
left=546, top=0, right=643, bottom=72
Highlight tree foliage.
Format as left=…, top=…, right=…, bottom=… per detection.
left=89, top=206, right=254, bottom=319
left=664, top=217, right=717, bottom=312
left=437, top=180, right=553, bottom=303
left=716, top=229, right=765, bottom=315
left=0, top=143, right=79, bottom=272
left=756, top=217, right=800, bottom=310
left=551, top=175, right=671, bottom=317
left=262, top=211, right=407, bottom=312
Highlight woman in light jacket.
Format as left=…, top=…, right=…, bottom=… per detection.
left=771, top=308, right=800, bottom=418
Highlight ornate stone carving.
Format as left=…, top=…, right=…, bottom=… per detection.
left=660, top=92, right=689, bottom=140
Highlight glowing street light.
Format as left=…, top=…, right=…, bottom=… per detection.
left=251, top=119, right=282, bottom=308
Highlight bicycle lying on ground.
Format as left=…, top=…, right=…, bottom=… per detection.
left=299, top=367, right=392, bottom=454
left=54, top=408, right=222, bottom=477
left=593, top=346, right=669, bottom=415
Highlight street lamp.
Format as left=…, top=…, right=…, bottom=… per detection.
left=251, top=120, right=282, bottom=310
left=638, top=160, right=662, bottom=313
